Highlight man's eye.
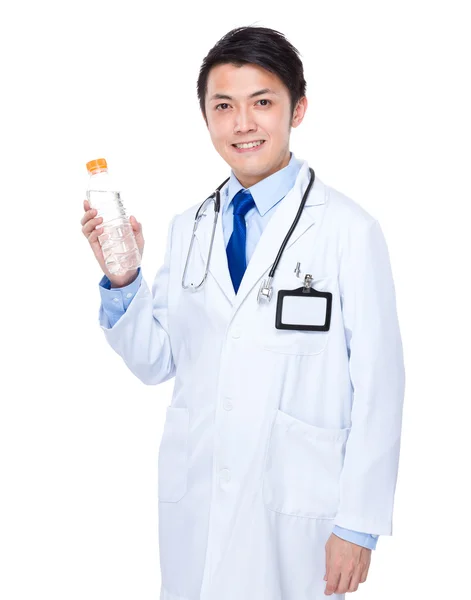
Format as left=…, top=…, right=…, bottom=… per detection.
left=215, top=100, right=271, bottom=110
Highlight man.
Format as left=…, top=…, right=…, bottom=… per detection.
left=82, top=26, right=405, bottom=600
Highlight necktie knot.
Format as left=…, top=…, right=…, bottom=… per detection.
left=232, top=189, right=255, bottom=217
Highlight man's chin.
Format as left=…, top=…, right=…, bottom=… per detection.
left=227, top=156, right=269, bottom=174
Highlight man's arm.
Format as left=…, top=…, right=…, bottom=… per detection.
left=97, top=215, right=178, bottom=385
left=334, top=218, right=406, bottom=535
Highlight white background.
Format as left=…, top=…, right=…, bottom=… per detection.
left=1, top=1, right=470, bottom=598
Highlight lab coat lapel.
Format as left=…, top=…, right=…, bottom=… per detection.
left=193, top=160, right=326, bottom=313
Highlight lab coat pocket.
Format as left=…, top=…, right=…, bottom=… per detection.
left=258, top=275, right=334, bottom=356
left=158, top=406, right=189, bottom=503
left=262, top=409, right=351, bottom=519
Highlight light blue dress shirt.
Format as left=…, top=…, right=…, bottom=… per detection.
left=98, top=152, right=379, bottom=551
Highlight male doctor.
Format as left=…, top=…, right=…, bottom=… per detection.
left=82, top=26, right=405, bottom=600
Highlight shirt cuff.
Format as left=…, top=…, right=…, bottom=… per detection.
left=99, top=267, right=142, bottom=328
left=332, top=525, right=379, bottom=550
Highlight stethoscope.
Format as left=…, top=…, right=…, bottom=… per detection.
left=181, top=167, right=316, bottom=303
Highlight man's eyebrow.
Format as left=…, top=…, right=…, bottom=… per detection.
left=209, top=88, right=277, bottom=102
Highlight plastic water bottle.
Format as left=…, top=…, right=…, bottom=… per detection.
left=85, top=158, right=141, bottom=276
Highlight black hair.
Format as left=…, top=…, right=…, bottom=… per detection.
left=197, top=26, right=307, bottom=122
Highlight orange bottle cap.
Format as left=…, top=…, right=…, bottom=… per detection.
left=86, top=158, right=108, bottom=173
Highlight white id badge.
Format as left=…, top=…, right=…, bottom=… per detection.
left=275, top=286, right=332, bottom=331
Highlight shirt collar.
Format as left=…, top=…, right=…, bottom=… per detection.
left=223, top=151, right=304, bottom=217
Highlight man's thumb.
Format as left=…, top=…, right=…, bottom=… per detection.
left=130, top=215, right=140, bottom=232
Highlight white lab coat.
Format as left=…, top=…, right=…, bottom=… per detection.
left=99, top=159, right=405, bottom=600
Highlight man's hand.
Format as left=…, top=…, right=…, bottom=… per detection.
left=81, top=198, right=145, bottom=287
left=324, top=533, right=371, bottom=595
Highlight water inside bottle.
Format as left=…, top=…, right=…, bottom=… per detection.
left=86, top=189, right=141, bottom=276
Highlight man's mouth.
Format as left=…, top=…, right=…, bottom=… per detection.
left=231, top=140, right=266, bottom=151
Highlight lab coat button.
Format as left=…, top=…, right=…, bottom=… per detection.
left=223, top=399, right=233, bottom=411
left=231, top=327, right=241, bottom=339
left=219, top=468, right=231, bottom=481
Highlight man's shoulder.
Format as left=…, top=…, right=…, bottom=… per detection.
left=173, top=199, right=209, bottom=230
left=179, top=200, right=204, bottom=221
left=321, top=179, right=378, bottom=233
left=169, top=199, right=212, bottom=247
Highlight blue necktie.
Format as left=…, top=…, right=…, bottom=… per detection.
left=226, top=188, right=256, bottom=294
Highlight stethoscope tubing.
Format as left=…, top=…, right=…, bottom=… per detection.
left=266, top=167, right=315, bottom=278
left=186, top=167, right=315, bottom=290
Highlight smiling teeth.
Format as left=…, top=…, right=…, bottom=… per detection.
left=235, top=140, right=264, bottom=149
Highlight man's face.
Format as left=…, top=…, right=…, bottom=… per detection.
left=204, top=63, right=307, bottom=188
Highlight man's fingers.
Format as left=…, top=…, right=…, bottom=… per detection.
left=335, top=567, right=354, bottom=595
left=81, top=208, right=97, bottom=226
left=347, top=563, right=363, bottom=593
left=324, top=566, right=341, bottom=596
left=359, top=559, right=370, bottom=583
left=82, top=216, right=103, bottom=237
left=324, top=542, right=330, bottom=581
left=82, top=204, right=142, bottom=256
left=88, top=225, right=103, bottom=243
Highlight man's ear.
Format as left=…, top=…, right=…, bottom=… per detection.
left=291, top=96, right=308, bottom=129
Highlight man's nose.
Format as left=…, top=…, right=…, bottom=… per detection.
left=233, top=108, right=257, bottom=134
